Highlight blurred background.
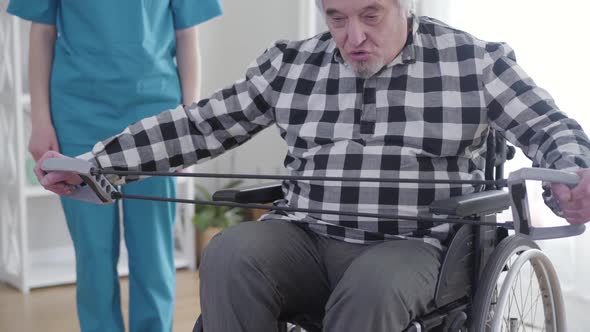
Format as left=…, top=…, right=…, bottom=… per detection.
left=1, top=0, right=589, bottom=330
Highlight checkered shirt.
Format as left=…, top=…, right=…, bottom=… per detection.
left=84, top=16, right=590, bottom=248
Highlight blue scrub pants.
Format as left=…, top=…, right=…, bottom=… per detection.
left=60, top=144, right=177, bottom=332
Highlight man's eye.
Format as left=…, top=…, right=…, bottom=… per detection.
left=329, top=17, right=346, bottom=27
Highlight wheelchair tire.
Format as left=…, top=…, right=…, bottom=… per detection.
left=286, top=324, right=305, bottom=332
left=469, top=235, right=565, bottom=332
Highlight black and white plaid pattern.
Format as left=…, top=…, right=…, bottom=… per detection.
left=85, top=16, right=590, bottom=247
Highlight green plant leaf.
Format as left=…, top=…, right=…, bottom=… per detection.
left=192, top=180, right=246, bottom=230
left=194, top=183, right=213, bottom=201
left=223, top=179, right=244, bottom=189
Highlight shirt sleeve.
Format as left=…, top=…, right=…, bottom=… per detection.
left=79, top=42, right=286, bottom=185
left=6, top=0, right=58, bottom=25
left=482, top=42, right=590, bottom=171
left=170, top=0, right=223, bottom=30
left=481, top=42, right=590, bottom=214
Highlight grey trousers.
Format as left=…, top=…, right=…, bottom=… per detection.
left=199, top=220, right=442, bottom=332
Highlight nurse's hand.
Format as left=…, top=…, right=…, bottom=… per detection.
left=29, top=122, right=60, bottom=161
left=34, top=151, right=83, bottom=196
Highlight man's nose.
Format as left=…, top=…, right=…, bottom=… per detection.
left=347, top=20, right=366, bottom=47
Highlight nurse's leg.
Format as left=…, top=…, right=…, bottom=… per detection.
left=60, top=146, right=124, bottom=332
left=121, top=177, right=176, bottom=332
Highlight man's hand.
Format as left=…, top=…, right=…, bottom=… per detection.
left=551, top=168, right=590, bottom=224
left=34, top=151, right=83, bottom=196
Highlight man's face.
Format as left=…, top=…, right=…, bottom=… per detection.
left=323, top=0, right=408, bottom=78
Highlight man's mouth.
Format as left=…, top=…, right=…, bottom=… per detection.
left=348, top=51, right=371, bottom=62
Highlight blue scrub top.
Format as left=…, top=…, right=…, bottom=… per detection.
left=8, top=0, right=222, bottom=145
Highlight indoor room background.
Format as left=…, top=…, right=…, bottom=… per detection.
left=1, top=0, right=589, bottom=330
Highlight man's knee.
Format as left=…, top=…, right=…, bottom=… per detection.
left=325, top=270, right=436, bottom=331
left=333, top=265, right=436, bottom=308
left=200, top=222, right=261, bottom=275
left=328, top=241, right=441, bottom=314
left=199, top=221, right=301, bottom=283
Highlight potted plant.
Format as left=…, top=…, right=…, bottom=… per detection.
left=193, top=180, right=245, bottom=266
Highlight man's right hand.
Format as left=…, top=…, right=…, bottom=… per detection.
left=34, top=151, right=83, bottom=196
left=28, top=123, right=60, bottom=161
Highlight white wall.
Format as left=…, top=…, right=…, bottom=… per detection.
left=191, top=0, right=317, bottom=190
left=418, top=0, right=590, bottom=131
left=417, top=1, right=590, bottom=328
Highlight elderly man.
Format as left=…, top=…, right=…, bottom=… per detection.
left=37, top=0, right=590, bottom=330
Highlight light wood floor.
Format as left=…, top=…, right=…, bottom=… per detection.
left=0, top=269, right=201, bottom=332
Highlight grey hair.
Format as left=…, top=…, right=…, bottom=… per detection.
left=315, top=0, right=415, bottom=16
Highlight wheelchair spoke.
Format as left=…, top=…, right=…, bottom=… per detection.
left=496, top=254, right=553, bottom=331
left=473, top=238, right=563, bottom=332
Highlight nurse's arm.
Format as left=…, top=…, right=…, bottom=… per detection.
left=28, top=23, right=59, bottom=161
left=176, top=26, right=201, bottom=106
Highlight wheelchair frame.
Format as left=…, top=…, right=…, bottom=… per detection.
left=192, top=134, right=573, bottom=332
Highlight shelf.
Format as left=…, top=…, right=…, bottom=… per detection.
left=29, top=246, right=77, bottom=288
left=26, top=181, right=189, bottom=199
left=25, top=185, right=55, bottom=198
left=22, top=93, right=30, bottom=108
left=28, top=246, right=189, bottom=289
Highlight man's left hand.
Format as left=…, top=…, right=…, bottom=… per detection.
left=552, top=168, right=590, bottom=224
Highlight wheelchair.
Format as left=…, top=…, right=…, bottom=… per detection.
left=192, top=133, right=581, bottom=332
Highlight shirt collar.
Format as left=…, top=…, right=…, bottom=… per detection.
left=385, top=14, right=418, bottom=68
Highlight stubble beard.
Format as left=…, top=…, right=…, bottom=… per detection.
left=349, top=59, right=385, bottom=79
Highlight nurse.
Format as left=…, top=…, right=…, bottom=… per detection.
left=7, top=1, right=222, bottom=331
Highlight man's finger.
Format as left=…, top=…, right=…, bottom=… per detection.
left=40, top=171, right=76, bottom=186
left=45, top=183, right=74, bottom=195
left=565, top=217, right=588, bottom=225
left=561, top=204, right=590, bottom=222
left=551, top=183, right=571, bottom=202
left=559, top=196, right=590, bottom=211
left=33, top=151, right=56, bottom=180
left=569, top=174, right=590, bottom=201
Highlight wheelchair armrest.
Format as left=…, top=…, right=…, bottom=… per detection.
left=212, top=183, right=283, bottom=203
left=429, top=190, right=510, bottom=217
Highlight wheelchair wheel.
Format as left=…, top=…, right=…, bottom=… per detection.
left=470, top=235, right=565, bottom=331
left=286, top=324, right=305, bottom=332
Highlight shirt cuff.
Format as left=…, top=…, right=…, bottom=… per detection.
left=75, top=151, right=127, bottom=185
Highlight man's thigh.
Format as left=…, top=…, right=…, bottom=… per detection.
left=324, top=240, right=442, bottom=330
left=200, top=220, right=331, bottom=318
